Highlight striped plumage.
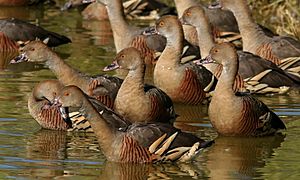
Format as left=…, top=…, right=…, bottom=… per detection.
left=29, top=80, right=125, bottom=132
left=11, top=41, right=122, bottom=109
left=153, top=15, right=216, bottom=105
left=103, top=47, right=176, bottom=123
left=0, top=32, right=19, bottom=52
left=55, top=85, right=214, bottom=163
left=0, top=32, right=19, bottom=69
left=28, top=80, right=72, bottom=130
left=181, top=5, right=299, bottom=94
left=205, top=43, right=286, bottom=136
left=218, top=0, right=300, bottom=78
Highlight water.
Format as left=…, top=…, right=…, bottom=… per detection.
left=0, top=1, right=300, bottom=179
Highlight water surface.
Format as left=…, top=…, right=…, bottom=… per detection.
left=0, top=1, right=300, bottom=179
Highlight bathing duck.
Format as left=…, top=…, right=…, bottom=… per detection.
left=153, top=15, right=216, bottom=105
left=202, top=43, right=286, bottom=136
left=10, top=40, right=122, bottom=109
left=103, top=47, right=176, bottom=123
left=55, top=85, right=214, bottom=163
left=28, top=80, right=72, bottom=131
left=181, top=5, right=300, bottom=94
left=29, top=80, right=129, bottom=132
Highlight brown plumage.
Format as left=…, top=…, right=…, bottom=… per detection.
left=181, top=5, right=300, bottom=94
left=174, top=0, right=240, bottom=46
left=29, top=80, right=123, bottom=132
left=153, top=15, right=216, bottom=105
left=0, top=32, right=19, bottom=69
left=96, top=0, right=167, bottom=65
left=218, top=0, right=300, bottom=77
left=103, top=47, right=176, bottom=123
left=11, top=41, right=122, bottom=109
left=203, top=43, right=286, bottom=136
left=28, top=80, right=72, bottom=130
left=55, top=85, right=214, bottom=163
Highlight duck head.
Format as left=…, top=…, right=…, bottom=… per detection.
left=10, top=40, right=50, bottom=64
left=103, top=47, right=144, bottom=72
left=180, top=6, right=206, bottom=27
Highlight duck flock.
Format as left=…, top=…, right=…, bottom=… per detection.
left=1, top=0, right=299, bottom=164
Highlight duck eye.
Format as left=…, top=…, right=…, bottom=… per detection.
left=30, top=47, right=35, bottom=51
left=121, top=55, right=125, bottom=58
left=53, top=92, right=57, bottom=96
left=64, top=92, right=69, bottom=96
left=214, top=49, right=219, bottom=53
left=159, top=21, right=164, bottom=27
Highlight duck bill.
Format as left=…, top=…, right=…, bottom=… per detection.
left=208, top=1, right=222, bottom=9
left=178, top=17, right=188, bottom=26
left=103, top=61, right=120, bottom=71
left=143, top=26, right=159, bottom=35
left=193, top=55, right=215, bottom=65
left=59, top=106, right=71, bottom=123
left=10, top=53, right=29, bottom=64
left=61, top=0, right=95, bottom=11
left=82, top=0, right=96, bottom=3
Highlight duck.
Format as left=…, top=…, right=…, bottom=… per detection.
left=10, top=40, right=122, bottom=109
left=96, top=0, right=169, bottom=65
left=62, top=0, right=175, bottom=21
left=55, top=85, right=214, bottom=163
left=173, top=0, right=240, bottom=46
left=181, top=5, right=300, bottom=94
left=28, top=79, right=72, bottom=131
left=29, top=80, right=129, bottom=132
left=0, top=0, right=50, bottom=6
left=213, top=0, right=300, bottom=78
left=103, top=47, right=176, bottom=123
left=0, top=18, right=71, bottom=47
left=201, top=43, right=286, bottom=136
left=153, top=15, right=216, bottom=105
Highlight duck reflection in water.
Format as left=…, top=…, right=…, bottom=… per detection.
left=25, top=129, right=101, bottom=178
left=206, top=134, right=285, bottom=179
left=25, top=129, right=209, bottom=179
left=98, top=161, right=208, bottom=180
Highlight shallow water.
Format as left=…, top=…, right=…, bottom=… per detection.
left=0, top=1, right=300, bottom=179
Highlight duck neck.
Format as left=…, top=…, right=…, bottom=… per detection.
left=216, top=57, right=238, bottom=94
left=174, top=0, right=198, bottom=17
left=194, top=15, right=216, bottom=58
left=121, top=65, right=146, bottom=96
left=45, top=51, right=90, bottom=92
left=105, top=0, right=139, bottom=52
left=79, top=97, right=117, bottom=157
left=228, top=0, right=270, bottom=53
left=159, top=29, right=184, bottom=67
